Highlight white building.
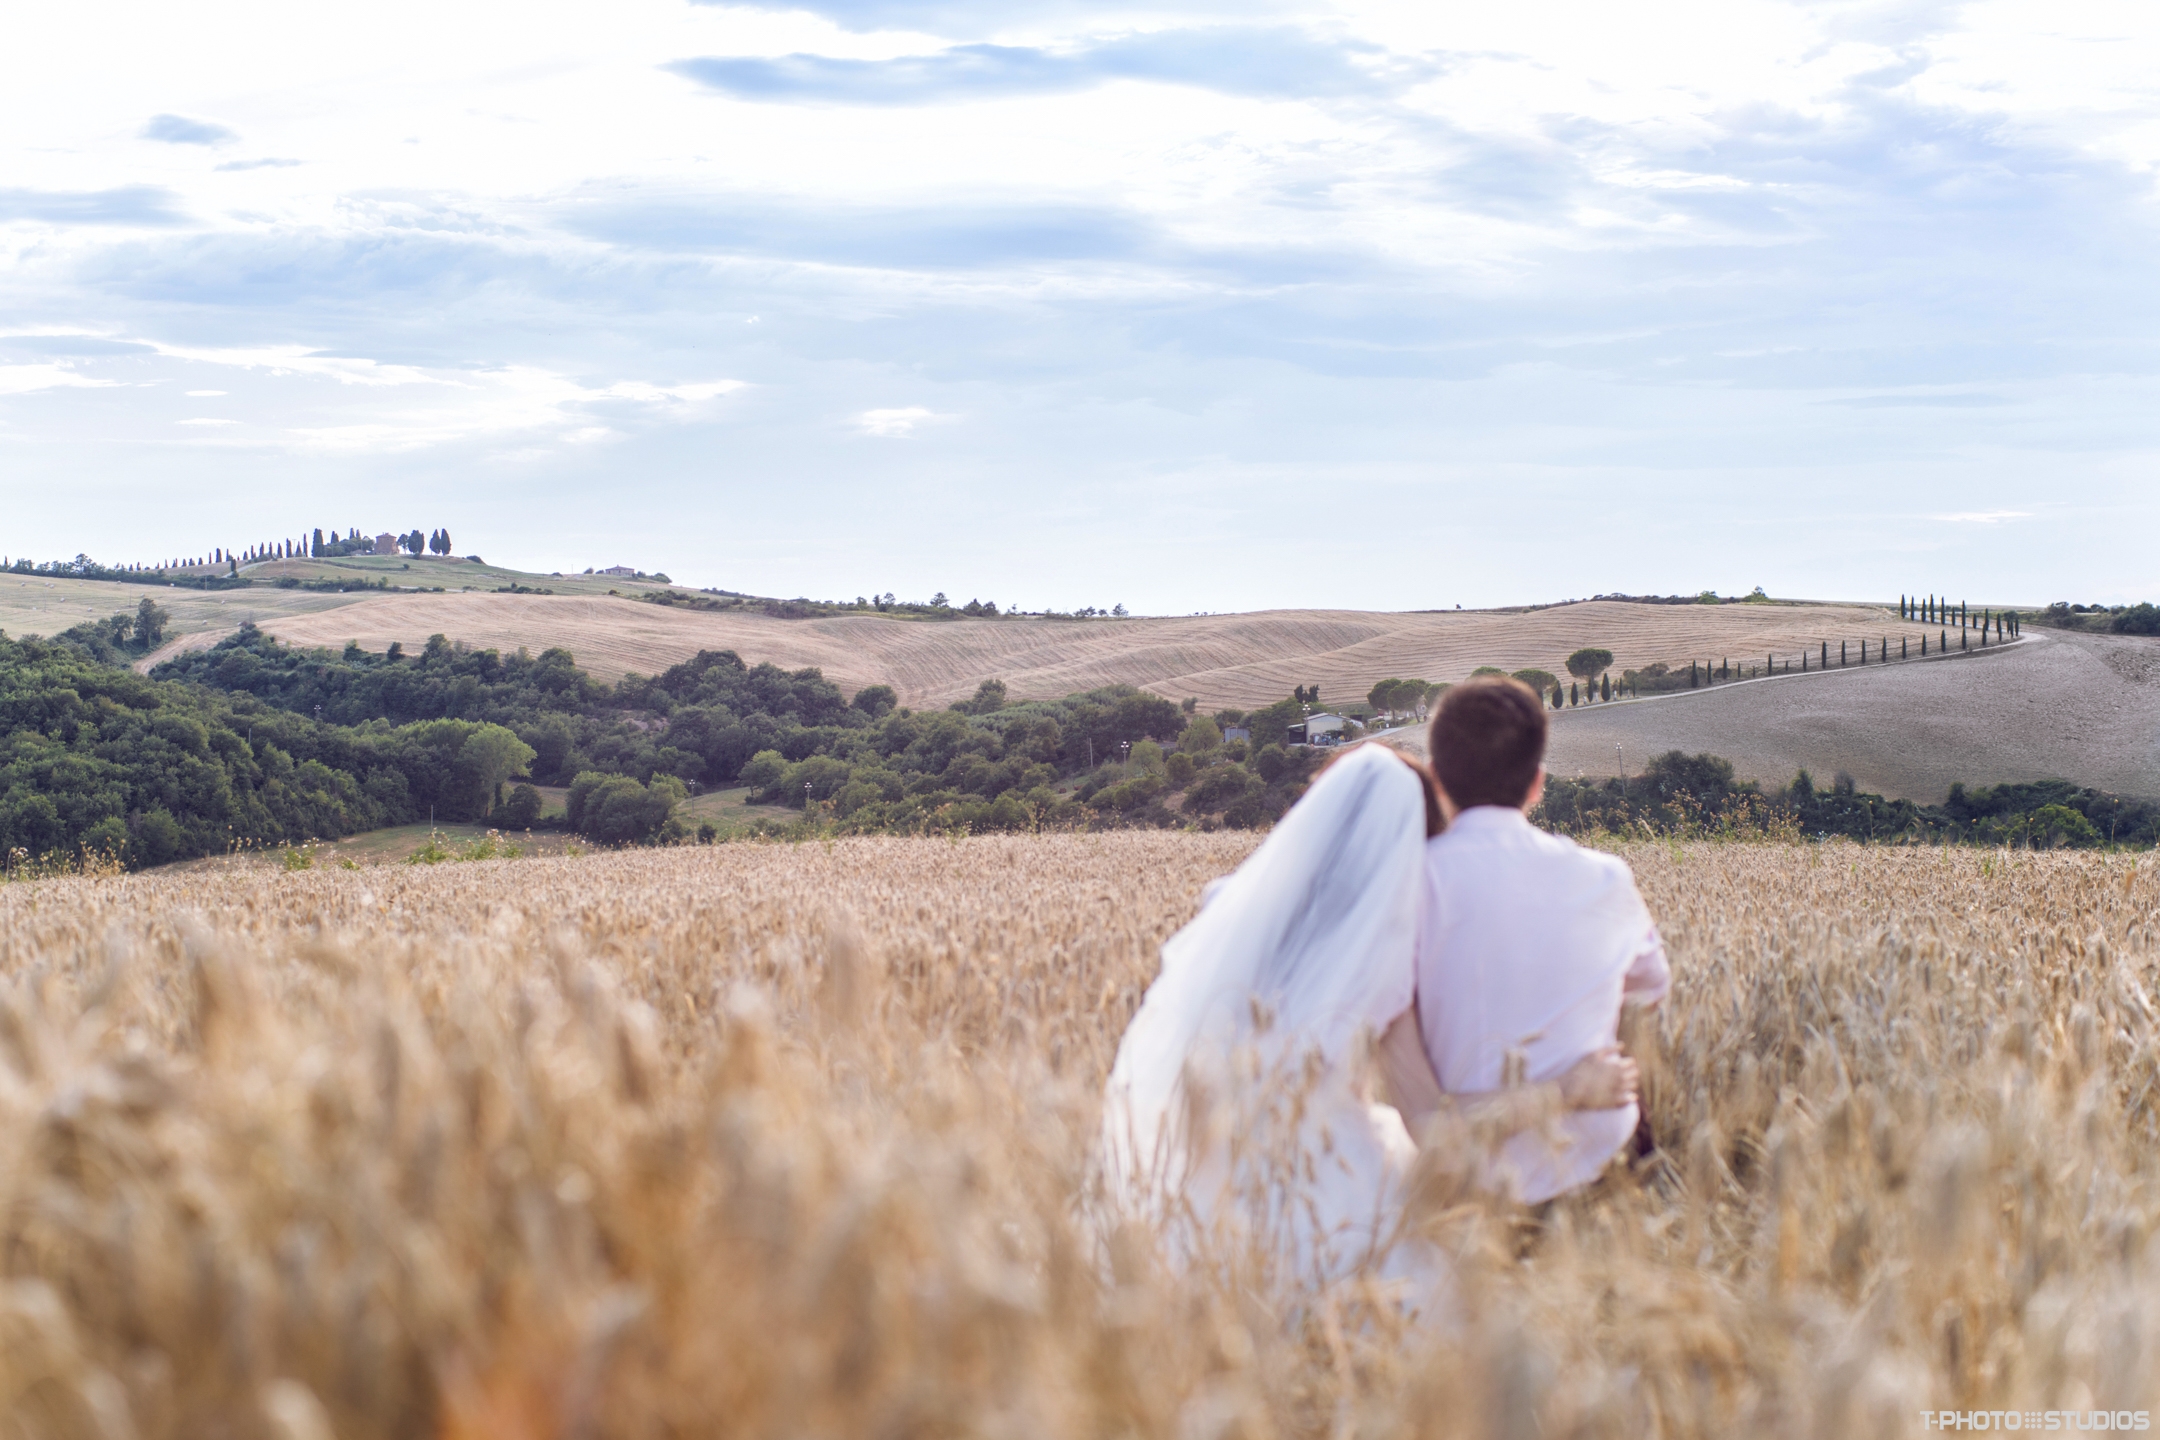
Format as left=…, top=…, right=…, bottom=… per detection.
left=1292, top=713, right=1352, bottom=745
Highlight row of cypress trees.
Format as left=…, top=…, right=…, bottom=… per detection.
left=1900, top=594, right=2021, bottom=638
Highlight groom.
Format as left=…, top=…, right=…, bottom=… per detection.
left=1414, top=676, right=1669, bottom=1204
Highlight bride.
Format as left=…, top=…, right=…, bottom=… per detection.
left=1099, top=742, right=1634, bottom=1307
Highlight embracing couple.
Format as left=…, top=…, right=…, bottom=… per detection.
left=1101, top=677, right=1669, bottom=1308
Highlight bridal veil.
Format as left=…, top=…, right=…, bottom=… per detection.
left=1100, top=743, right=1434, bottom=1294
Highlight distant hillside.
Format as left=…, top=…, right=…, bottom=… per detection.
left=140, top=592, right=1929, bottom=711
left=1374, top=629, right=2160, bottom=804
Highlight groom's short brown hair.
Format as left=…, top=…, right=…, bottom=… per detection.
left=1429, top=677, right=1547, bottom=810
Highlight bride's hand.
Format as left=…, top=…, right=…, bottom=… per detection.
left=1557, top=1045, right=1638, bottom=1110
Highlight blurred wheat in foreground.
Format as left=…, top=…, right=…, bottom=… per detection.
left=2, top=835, right=2157, bottom=1439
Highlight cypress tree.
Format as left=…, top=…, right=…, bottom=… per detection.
left=1570, top=682, right=1579, bottom=706
left=1601, top=673, right=1611, bottom=702
left=1840, top=640, right=1847, bottom=666
left=1821, top=641, right=1828, bottom=669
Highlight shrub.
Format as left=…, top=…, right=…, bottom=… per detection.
left=1184, top=764, right=1260, bottom=814
left=567, top=771, right=684, bottom=845
left=2028, top=804, right=2101, bottom=848
left=1164, top=752, right=1196, bottom=786
left=1254, top=744, right=1289, bottom=783
left=497, top=783, right=544, bottom=830
left=2110, top=603, right=2160, bottom=636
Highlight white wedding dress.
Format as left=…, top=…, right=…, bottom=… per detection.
left=1101, top=744, right=1445, bottom=1308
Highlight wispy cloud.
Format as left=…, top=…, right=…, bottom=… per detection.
left=281, top=365, right=746, bottom=454
left=141, top=114, right=237, bottom=146
left=0, top=187, right=186, bottom=227
left=1931, top=510, right=2034, bottom=525
left=0, top=365, right=124, bottom=396
left=564, top=193, right=1163, bottom=269
left=667, top=27, right=1410, bottom=106
left=1827, top=393, right=2015, bottom=408
left=855, top=406, right=949, bottom=437
left=0, top=333, right=155, bottom=356
left=214, top=157, right=303, bottom=172
left=687, top=0, right=1288, bottom=37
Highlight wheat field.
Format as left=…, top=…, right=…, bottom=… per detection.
left=147, top=592, right=1927, bottom=708
left=1, top=834, right=2154, bottom=1438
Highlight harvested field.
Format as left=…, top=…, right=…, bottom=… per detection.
left=2, top=834, right=2158, bottom=1436
left=1524, top=629, right=2160, bottom=802
left=0, top=572, right=359, bottom=645
left=145, top=591, right=1937, bottom=710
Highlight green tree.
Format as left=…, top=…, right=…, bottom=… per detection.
left=1510, top=669, right=1558, bottom=699
left=456, top=723, right=537, bottom=814
left=497, top=783, right=544, bottom=829
left=950, top=678, right=1009, bottom=715
left=851, top=684, right=898, bottom=718
left=738, top=750, right=788, bottom=794
left=1178, top=716, right=1222, bottom=754
left=2027, top=804, right=2100, bottom=848
left=1565, top=648, right=1614, bottom=685
left=134, top=597, right=169, bottom=650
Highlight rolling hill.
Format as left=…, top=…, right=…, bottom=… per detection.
left=140, top=590, right=1931, bottom=712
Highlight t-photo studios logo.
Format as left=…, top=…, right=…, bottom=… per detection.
left=1923, top=1414, right=2151, bottom=1432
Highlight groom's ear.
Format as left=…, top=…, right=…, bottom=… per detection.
left=1521, top=767, right=1546, bottom=813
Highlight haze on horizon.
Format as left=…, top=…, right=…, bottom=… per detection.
left=4, top=0, right=2159, bottom=615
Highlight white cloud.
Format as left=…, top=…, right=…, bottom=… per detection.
left=185, top=389, right=228, bottom=396
left=279, top=364, right=745, bottom=453
left=1931, top=510, right=2035, bottom=525
left=855, top=405, right=946, bottom=436
left=0, top=364, right=119, bottom=395
left=179, top=417, right=238, bottom=426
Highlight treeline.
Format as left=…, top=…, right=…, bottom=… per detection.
left=5, top=555, right=251, bottom=590
left=638, top=589, right=1130, bottom=622
left=1542, top=753, right=2158, bottom=848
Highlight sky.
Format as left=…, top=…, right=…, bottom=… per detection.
left=3, top=0, right=2159, bottom=613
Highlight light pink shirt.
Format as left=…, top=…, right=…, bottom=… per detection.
left=1415, top=806, right=1668, bottom=1203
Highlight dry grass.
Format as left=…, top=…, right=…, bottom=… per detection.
left=1, top=834, right=2156, bottom=1437
left=166, top=594, right=1922, bottom=707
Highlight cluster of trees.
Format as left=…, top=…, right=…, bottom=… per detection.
left=0, top=625, right=555, bottom=871
left=1366, top=677, right=1436, bottom=722
left=1539, top=752, right=2159, bottom=848
left=144, top=628, right=1346, bottom=852
left=2039, top=601, right=2160, bottom=636
left=735, top=691, right=1323, bottom=834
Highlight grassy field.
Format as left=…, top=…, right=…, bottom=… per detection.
left=0, top=833, right=2154, bottom=1436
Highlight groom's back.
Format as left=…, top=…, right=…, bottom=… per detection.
left=1416, top=811, right=1651, bottom=1090
left=1413, top=677, right=1665, bottom=1202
